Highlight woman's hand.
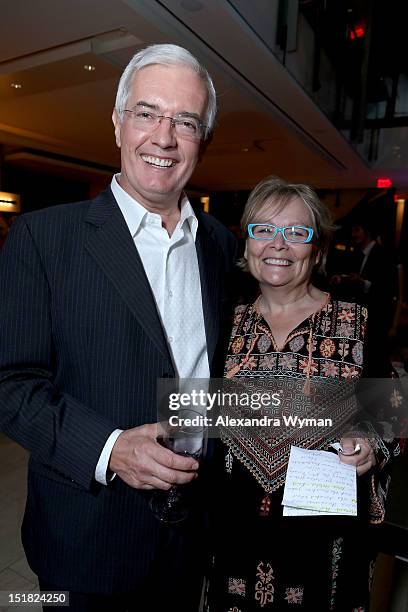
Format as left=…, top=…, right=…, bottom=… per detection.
left=338, top=437, right=376, bottom=476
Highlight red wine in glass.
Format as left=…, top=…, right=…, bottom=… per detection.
left=149, top=409, right=205, bottom=523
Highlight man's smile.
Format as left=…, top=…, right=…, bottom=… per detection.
left=140, top=154, right=177, bottom=168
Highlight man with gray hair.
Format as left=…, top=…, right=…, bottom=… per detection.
left=0, top=44, right=235, bottom=611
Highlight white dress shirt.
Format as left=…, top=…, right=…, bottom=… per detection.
left=360, top=240, right=376, bottom=293
left=95, top=175, right=210, bottom=484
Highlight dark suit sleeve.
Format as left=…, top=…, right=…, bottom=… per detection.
left=0, top=217, right=117, bottom=490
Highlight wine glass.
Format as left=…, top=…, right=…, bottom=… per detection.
left=149, top=408, right=206, bottom=524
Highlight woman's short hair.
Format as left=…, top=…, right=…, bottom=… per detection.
left=240, top=175, right=335, bottom=272
left=114, top=43, right=216, bottom=139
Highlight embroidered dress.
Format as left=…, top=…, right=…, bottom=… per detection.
left=206, top=297, right=399, bottom=612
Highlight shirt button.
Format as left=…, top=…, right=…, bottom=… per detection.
left=169, top=290, right=173, bottom=298
left=168, top=337, right=173, bottom=343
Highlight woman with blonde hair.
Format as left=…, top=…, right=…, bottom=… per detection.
left=206, top=176, right=399, bottom=611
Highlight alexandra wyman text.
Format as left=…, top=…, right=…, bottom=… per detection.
left=215, top=416, right=333, bottom=428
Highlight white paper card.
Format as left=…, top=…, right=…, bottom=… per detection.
left=283, top=506, right=340, bottom=516
left=282, top=446, right=357, bottom=516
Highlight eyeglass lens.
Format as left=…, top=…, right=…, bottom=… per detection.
left=251, top=224, right=311, bottom=242
left=125, top=108, right=203, bottom=141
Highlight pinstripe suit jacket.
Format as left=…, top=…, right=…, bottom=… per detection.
left=0, top=187, right=236, bottom=592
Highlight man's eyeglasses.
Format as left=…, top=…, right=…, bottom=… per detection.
left=123, top=106, right=206, bottom=142
left=247, top=223, right=314, bottom=243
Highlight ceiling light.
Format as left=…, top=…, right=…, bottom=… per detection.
left=10, top=82, right=22, bottom=89
left=83, top=64, right=96, bottom=71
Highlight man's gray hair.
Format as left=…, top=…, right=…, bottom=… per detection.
left=115, top=43, right=217, bottom=138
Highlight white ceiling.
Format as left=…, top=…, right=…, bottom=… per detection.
left=0, top=0, right=401, bottom=192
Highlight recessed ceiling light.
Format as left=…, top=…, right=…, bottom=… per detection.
left=180, top=0, right=204, bottom=11
left=10, top=82, right=22, bottom=89
left=84, top=64, right=96, bottom=72
left=241, top=147, right=249, bottom=152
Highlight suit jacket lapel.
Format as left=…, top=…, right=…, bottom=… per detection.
left=84, top=189, right=172, bottom=362
left=196, top=216, right=221, bottom=366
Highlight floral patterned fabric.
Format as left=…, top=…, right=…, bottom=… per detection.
left=205, top=297, right=399, bottom=611
left=226, top=298, right=365, bottom=380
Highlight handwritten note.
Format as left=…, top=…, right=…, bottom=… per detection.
left=282, top=446, right=357, bottom=516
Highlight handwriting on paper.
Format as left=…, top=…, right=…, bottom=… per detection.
left=282, top=446, right=357, bottom=516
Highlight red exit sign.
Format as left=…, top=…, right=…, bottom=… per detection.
left=376, top=178, right=393, bottom=188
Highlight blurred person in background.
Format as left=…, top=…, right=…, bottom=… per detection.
left=330, top=218, right=398, bottom=353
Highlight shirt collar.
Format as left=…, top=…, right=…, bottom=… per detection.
left=178, top=193, right=198, bottom=239
left=110, top=174, right=198, bottom=240
left=362, top=240, right=376, bottom=256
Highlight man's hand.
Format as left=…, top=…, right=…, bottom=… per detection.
left=339, top=437, right=376, bottom=476
left=347, top=272, right=364, bottom=288
left=329, top=274, right=342, bottom=286
left=109, top=424, right=199, bottom=490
